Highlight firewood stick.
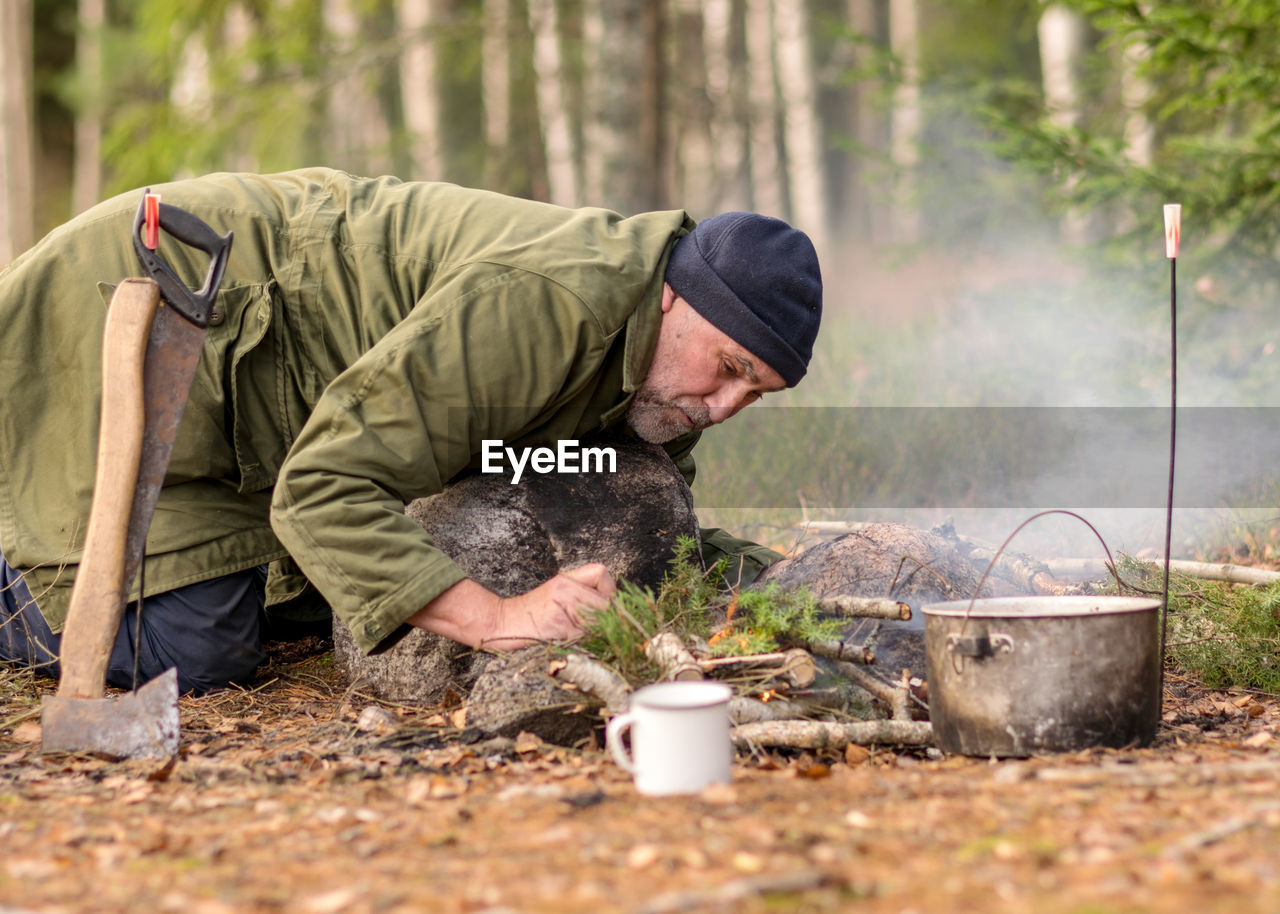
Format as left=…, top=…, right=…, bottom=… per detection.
left=644, top=632, right=704, bottom=681
left=548, top=653, right=630, bottom=716
left=961, top=541, right=1050, bottom=592
left=1047, top=557, right=1280, bottom=587
left=698, top=649, right=817, bottom=689
left=837, top=661, right=911, bottom=722
left=816, top=595, right=911, bottom=621
left=729, top=696, right=813, bottom=725
left=804, top=637, right=875, bottom=665
left=731, top=719, right=933, bottom=750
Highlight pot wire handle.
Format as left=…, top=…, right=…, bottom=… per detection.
left=954, top=509, right=1126, bottom=674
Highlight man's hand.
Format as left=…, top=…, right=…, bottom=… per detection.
left=407, top=563, right=616, bottom=650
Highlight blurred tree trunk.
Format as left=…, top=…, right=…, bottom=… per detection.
left=582, top=0, right=663, bottom=213
left=1, top=0, right=36, bottom=262
left=528, top=0, right=579, bottom=205
left=887, top=0, right=919, bottom=243
left=744, top=0, right=785, bottom=217
left=398, top=0, right=444, bottom=180
left=325, top=0, right=391, bottom=175
left=482, top=0, right=512, bottom=189
left=1120, top=34, right=1154, bottom=167
left=703, top=0, right=750, bottom=213
left=672, top=0, right=716, bottom=215
left=846, top=0, right=889, bottom=240
left=223, top=4, right=260, bottom=173
left=774, top=0, right=828, bottom=251
left=1037, top=2, right=1091, bottom=243
left=72, top=0, right=104, bottom=215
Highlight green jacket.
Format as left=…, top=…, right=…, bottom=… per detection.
left=0, top=169, right=777, bottom=652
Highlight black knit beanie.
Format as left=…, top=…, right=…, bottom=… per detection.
left=665, top=212, right=822, bottom=387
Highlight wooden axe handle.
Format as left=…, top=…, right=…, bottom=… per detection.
left=57, top=279, right=159, bottom=699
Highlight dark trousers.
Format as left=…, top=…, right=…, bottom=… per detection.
left=0, top=548, right=267, bottom=695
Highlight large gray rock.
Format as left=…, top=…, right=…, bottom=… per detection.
left=333, top=430, right=700, bottom=705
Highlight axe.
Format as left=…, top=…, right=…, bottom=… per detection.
left=41, top=192, right=232, bottom=759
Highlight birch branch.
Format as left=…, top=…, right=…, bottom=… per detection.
left=804, top=637, right=875, bottom=665
left=1045, top=558, right=1280, bottom=587
left=837, top=661, right=912, bottom=722
left=548, top=654, right=631, bottom=716
left=732, top=719, right=933, bottom=750
left=729, top=696, right=814, bottom=725
left=816, top=595, right=911, bottom=621
left=644, top=632, right=704, bottom=681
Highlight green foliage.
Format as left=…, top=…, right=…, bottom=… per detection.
left=578, top=537, right=842, bottom=685
left=1111, top=555, right=1280, bottom=693
left=986, top=0, right=1280, bottom=287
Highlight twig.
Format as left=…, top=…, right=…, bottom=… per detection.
left=731, top=719, right=932, bottom=750
left=644, top=633, right=703, bottom=681
left=548, top=653, right=631, bottom=716
left=815, top=595, right=911, bottom=621
left=698, top=649, right=817, bottom=689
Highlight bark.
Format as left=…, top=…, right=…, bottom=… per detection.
left=773, top=0, right=828, bottom=252
left=528, top=0, right=579, bottom=205
left=731, top=718, right=933, bottom=749
left=0, top=0, right=36, bottom=262
left=1037, top=3, right=1091, bottom=243
left=887, top=0, right=920, bottom=243
left=482, top=0, right=512, bottom=189
left=72, top=0, right=105, bottom=216
left=743, top=0, right=785, bottom=216
left=398, top=0, right=444, bottom=180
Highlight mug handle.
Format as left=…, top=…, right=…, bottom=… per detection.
left=605, top=712, right=637, bottom=774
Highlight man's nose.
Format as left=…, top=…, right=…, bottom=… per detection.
left=704, top=387, right=749, bottom=424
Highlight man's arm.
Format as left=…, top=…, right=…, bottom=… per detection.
left=406, top=563, right=617, bottom=650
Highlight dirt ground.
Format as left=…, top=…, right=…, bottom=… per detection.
left=2, top=639, right=1279, bottom=914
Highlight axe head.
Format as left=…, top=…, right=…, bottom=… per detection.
left=41, top=667, right=179, bottom=759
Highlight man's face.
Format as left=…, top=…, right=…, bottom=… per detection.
left=626, top=284, right=787, bottom=443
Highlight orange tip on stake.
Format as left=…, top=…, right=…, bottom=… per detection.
left=1163, top=203, right=1181, bottom=259
left=145, top=192, right=161, bottom=251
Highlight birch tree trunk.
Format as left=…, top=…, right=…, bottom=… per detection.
left=398, top=0, right=444, bottom=180
left=0, top=0, right=36, bottom=262
left=1037, top=3, right=1090, bottom=243
left=72, top=0, right=105, bottom=215
left=773, top=0, right=828, bottom=252
left=528, top=0, right=579, bottom=205
left=223, top=3, right=259, bottom=173
left=702, top=0, right=750, bottom=213
left=744, top=0, right=786, bottom=217
left=1120, top=38, right=1155, bottom=167
left=482, top=0, right=512, bottom=189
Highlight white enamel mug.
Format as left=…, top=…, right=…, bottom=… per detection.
left=605, top=680, right=733, bottom=796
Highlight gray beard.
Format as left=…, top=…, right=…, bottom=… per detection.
left=624, top=396, right=711, bottom=443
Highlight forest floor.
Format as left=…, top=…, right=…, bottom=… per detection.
left=2, top=635, right=1279, bottom=914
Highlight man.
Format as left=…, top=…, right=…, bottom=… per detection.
left=0, top=168, right=822, bottom=693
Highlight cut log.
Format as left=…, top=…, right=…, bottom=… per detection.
left=645, top=632, right=703, bottom=681
left=731, top=719, right=933, bottom=750
left=729, top=696, right=813, bottom=725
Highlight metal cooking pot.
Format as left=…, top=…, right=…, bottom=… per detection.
left=922, top=596, right=1162, bottom=757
